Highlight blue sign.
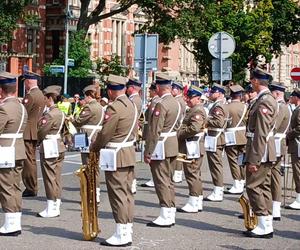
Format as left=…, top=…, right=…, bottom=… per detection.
left=50, top=65, right=65, bottom=74
left=134, top=34, right=158, bottom=72
left=68, top=59, right=75, bottom=67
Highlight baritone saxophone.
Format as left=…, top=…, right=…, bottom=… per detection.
left=75, top=152, right=100, bottom=240
left=238, top=194, right=258, bottom=231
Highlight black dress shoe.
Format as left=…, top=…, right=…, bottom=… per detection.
left=140, top=183, right=154, bottom=188
left=22, top=190, right=37, bottom=197
left=273, top=217, right=281, bottom=221
left=238, top=214, right=244, bottom=219
left=203, top=197, right=222, bottom=202
left=244, top=231, right=273, bottom=239
left=100, top=241, right=132, bottom=247
left=224, top=190, right=243, bottom=195
left=285, top=206, right=300, bottom=210
left=0, top=230, right=21, bottom=236
left=146, top=221, right=172, bottom=228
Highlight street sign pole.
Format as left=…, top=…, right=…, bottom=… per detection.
left=63, top=0, right=69, bottom=95
left=142, top=34, right=148, bottom=111
left=220, top=32, right=223, bottom=85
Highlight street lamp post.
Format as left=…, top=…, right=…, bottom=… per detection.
left=64, top=0, right=70, bottom=95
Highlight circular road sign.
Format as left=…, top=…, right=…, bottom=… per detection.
left=208, top=31, right=236, bottom=59
left=291, top=67, right=300, bottom=81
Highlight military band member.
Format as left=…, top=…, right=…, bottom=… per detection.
left=171, top=81, right=187, bottom=183
left=90, top=75, right=138, bottom=247
left=126, top=78, right=142, bottom=194
left=244, top=68, right=277, bottom=238
left=286, top=89, right=300, bottom=210
left=144, top=74, right=181, bottom=227
left=225, top=85, right=247, bottom=194
left=141, top=83, right=160, bottom=188
left=37, top=86, right=65, bottom=218
left=269, top=82, right=291, bottom=220
left=22, top=72, right=45, bottom=197
left=244, top=83, right=258, bottom=108
left=72, top=85, right=104, bottom=203
left=176, top=86, right=207, bottom=213
left=0, top=72, right=28, bottom=236
left=204, top=84, right=228, bottom=202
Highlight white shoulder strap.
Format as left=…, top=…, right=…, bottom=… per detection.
left=11, top=104, right=26, bottom=147
left=162, top=101, right=181, bottom=143
left=56, top=111, right=65, bottom=136
left=235, top=104, right=247, bottom=128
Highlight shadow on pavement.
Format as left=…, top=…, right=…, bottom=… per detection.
left=275, top=229, right=300, bottom=240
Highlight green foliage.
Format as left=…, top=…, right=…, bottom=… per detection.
left=140, top=0, right=300, bottom=83
left=96, top=54, right=129, bottom=82
left=44, top=31, right=93, bottom=78
left=0, top=0, right=31, bottom=43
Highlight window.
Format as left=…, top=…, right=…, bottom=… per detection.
left=52, top=30, right=60, bottom=60
left=286, top=54, right=290, bottom=78
left=112, top=19, right=126, bottom=64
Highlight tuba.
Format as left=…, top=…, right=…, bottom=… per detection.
left=75, top=152, right=100, bottom=240
left=239, top=194, right=258, bottom=231
left=176, top=153, right=196, bottom=164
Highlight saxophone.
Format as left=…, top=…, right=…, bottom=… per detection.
left=75, top=152, right=100, bottom=240
left=238, top=194, right=258, bottom=231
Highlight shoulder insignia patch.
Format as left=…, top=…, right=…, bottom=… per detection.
left=261, top=108, right=268, bottom=115
left=195, top=115, right=200, bottom=120
left=104, top=113, right=111, bottom=120
left=41, top=118, right=47, bottom=125
left=154, top=110, right=160, bottom=116
left=23, top=98, right=29, bottom=104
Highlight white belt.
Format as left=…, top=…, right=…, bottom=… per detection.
left=106, top=140, right=135, bottom=148
left=45, top=134, right=61, bottom=139
left=0, top=133, right=23, bottom=139
left=226, top=126, right=246, bottom=132
left=274, top=133, right=286, bottom=139
left=82, top=125, right=103, bottom=130
left=160, top=131, right=177, bottom=137
left=208, top=128, right=224, bottom=132
left=246, top=131, right=274, bottom=139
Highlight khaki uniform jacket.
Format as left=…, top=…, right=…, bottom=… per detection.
left=207, top=99, right=228, bottom=146
left=144, top=93, right=180, bottom=157
left=23, top=87, right=45, bottom=140
left=245, top=89, right=277, bottom=165
left=143, top=95, right=160, bottom=140
left=0, top=97, right=28, bottom=160
left=38, top=106, right=65, bottom=154
left=177, top=103, right=207, bottom=156
left=91, top=94, right=137, bottom=168
left=175, top=95, right=187, bottom=129
left=73, top=99, right=103, bottom=141
left=129, top=93, right=142, bottom=117
left=226, top=100, right=247, bottom=145
left=274, top=100, right=291, bottom=156
left=287, top=105, right=300, bottom=154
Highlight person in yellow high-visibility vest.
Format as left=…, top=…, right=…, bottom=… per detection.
left=57, top=94, right=72, bottom=116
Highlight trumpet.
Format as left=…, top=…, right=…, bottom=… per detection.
left=176, top=153, right=196, bottom=164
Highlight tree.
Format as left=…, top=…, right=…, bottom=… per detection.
left=0, top=0, right=31, bottom=44
left=44, top=31, right=93, bottom=78
left=139, top=0, right=300, bottom=82
left=96, top=54, right=129, bottom=82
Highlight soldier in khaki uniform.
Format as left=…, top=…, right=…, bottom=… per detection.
left=225, top=85, right=247, bottom=194
left=286, top=89, right=300, bottom=210
left=244, top=68, right=277, bottom=238
left=204, top=84, right=228, bottom=202
left=171, top=81, right=187, bottom=183
left=72, top=85, right=104, bottom=203
left=0, top=72, right=28, bottom=236
left=141, top=83, right=160, bottom=188
left=22, top=72, right=45, bottom=197
left=144, top=74, right=181, bottom=227
left=176, top=86, right=207, bottom=213
left=269, top=82, right=291, bottom=220
left=37, top=85, right=65, bottom=218
left=90, top=75, right=138, bottom=247
left=126, top=78, right=142, bottom=194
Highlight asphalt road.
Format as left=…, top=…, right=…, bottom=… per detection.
left=0, top=151, right=299, bottom=250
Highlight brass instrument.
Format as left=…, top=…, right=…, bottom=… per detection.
left=239, top=194, right=258, bottom=231
left=75, top=152, right=100, bottom=240
left=176, top=153, right=196, bottom=164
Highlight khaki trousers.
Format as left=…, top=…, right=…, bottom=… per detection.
left=40, top=153, right=64, bottom=200
left=291, top=154, right=300, bottom=193
left=174, top=160, right=183, bottom=171
left=225, top=145, right=245, bottom=181
left=22, top=140, right=38, bottom=193
left=150, top=157, right=176, bottom=207
left=246, top=162, right=273, bottom=216
left=207, top=147, right=224, bottom=187
left=105, top=166, right=134, bottom=224
left=183, top=157, right=203, bottom=196
left=0, top=160, right=23, bottom=212
left=81, top=153, right=100, bottom=188
left=271, top=159, right=282, bottom=202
